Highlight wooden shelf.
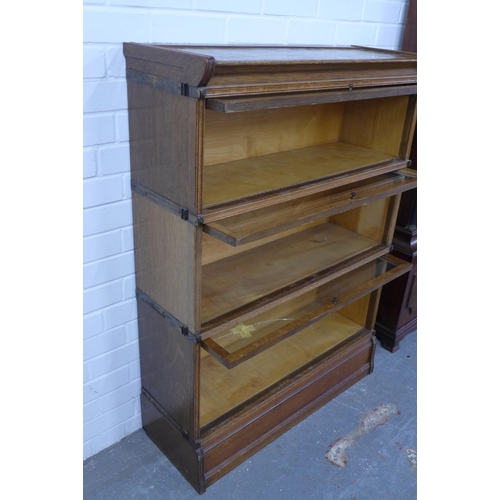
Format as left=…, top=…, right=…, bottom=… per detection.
left=202, top=141, right=406, bottom=210
left=200, top=311, right=368, bottom=428
left=201, top=254, right=411, bottom=369
left=206, top=85, right=417, bottom=113
left=201, top=221, right=383, bottom=327
left=203, top=170, right=417, bottom=246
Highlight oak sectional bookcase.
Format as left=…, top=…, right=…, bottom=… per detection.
left=123, top=44, right=417, bottom=494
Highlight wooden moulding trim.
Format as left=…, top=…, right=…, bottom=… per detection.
left=399, top=94, right=417, bottom=160
left=392, top=225, right=417, bottom=257
left=203, top=171, right=417, bottom=247
left=205, top=84, right=417, bottom=112
left=202, top=158, right=410, bottom=223
left=369, top=333, right=377, bottom=373
left=202, top=79, right=416, bottom=99
left=123, top=43, right=216, bottom=87
left=378, top=317, right=417, bottom=350
left=201, top=256, right=411, bottom=369
left=123, top=44, right=415, bottom=99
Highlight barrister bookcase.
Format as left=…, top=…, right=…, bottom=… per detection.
left=123, top=44, right=417, bottom=494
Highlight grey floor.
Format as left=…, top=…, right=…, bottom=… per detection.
left=84, top=331, right=417, bottom=500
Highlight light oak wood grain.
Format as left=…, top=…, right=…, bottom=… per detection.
left=204, top=104, right=343, bottom=165
left=199, top=311, right=366, bottom=427
left=203, top=171, right=417, bottom=246
left=203, top=142, right=396, bottom=207
left=201, top=222, right=380, bottom=324
left=125, top=43, right=417, bottom=493
left=201, top=255, right=410, bottom=368
left=341, top=96, right=409, bottom=157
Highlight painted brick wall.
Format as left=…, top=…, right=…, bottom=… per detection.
left=83, top=0, right=411, bottom=460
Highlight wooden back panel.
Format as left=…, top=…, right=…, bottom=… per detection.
left=203, top=103, right=344, bottom=165
left=340, top=96, right=409, bottom=156
left=330, top=197, right=391, bottom=243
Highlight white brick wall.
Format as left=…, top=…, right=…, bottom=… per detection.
left=83, top=0, right=411, bottom=460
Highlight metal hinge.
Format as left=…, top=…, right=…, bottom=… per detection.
left=136, top=289, right=201, bottom=344
left=126, top=69, right=204, bottom=99
left=181, top=325, right=201, bottom=345
left=131, top=181, right=204, bottom=227
left=180, top=208, right=204, bottom=226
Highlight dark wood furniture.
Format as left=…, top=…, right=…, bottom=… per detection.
left=375, top=0, right=417, bottom=352
left=123, top=44, right=417, bottom=493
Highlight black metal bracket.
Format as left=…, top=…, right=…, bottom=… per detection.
left=180, top=325, right=201, bottom=344
left=131, top=181, right=204, bottom=227
left=126, top=68, right=204, bottom=99
left=136, top=289, right=201, bottom=345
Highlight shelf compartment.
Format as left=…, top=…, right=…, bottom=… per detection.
left=200, top=303, right=371, bottom=428
left=201, top=329, right=375, bottom=481
left=206, top=84, right=417, bottom=113
left=201, top=221, right=386, bottom=330
left=202, top=141, right=407, bottom=212
left=203, top=169, right=417, bottom=246
left=201, top=254, right=410, bottom=369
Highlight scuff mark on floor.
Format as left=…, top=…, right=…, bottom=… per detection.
left=404, top=448, right=417, bottom=471
left=325, top=403, right=398, bottom=468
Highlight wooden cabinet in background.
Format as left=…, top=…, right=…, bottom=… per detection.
left=375, top=0, right=418, bottom=352
left=123, top=44, right=417, bottom=494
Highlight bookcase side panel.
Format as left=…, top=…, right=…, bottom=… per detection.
left=137, top=299, right=200, bottom=439
left=132, top=192, right=201, bottom=334
left=141, top=393, right=205, bottom=493
left=126, top=81, right=202, bottom=213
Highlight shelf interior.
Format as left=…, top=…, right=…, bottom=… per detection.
left=202, top=96, right=410, bottom=210
left=203, top=170, right=416, bottom=246
left=203, top=142, right=396, bottom=207
left=201, top=221, right=380, bottom=326
left=204, top=256, right=399, bottom=358
left=199, top=308, right=368, bottom=428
